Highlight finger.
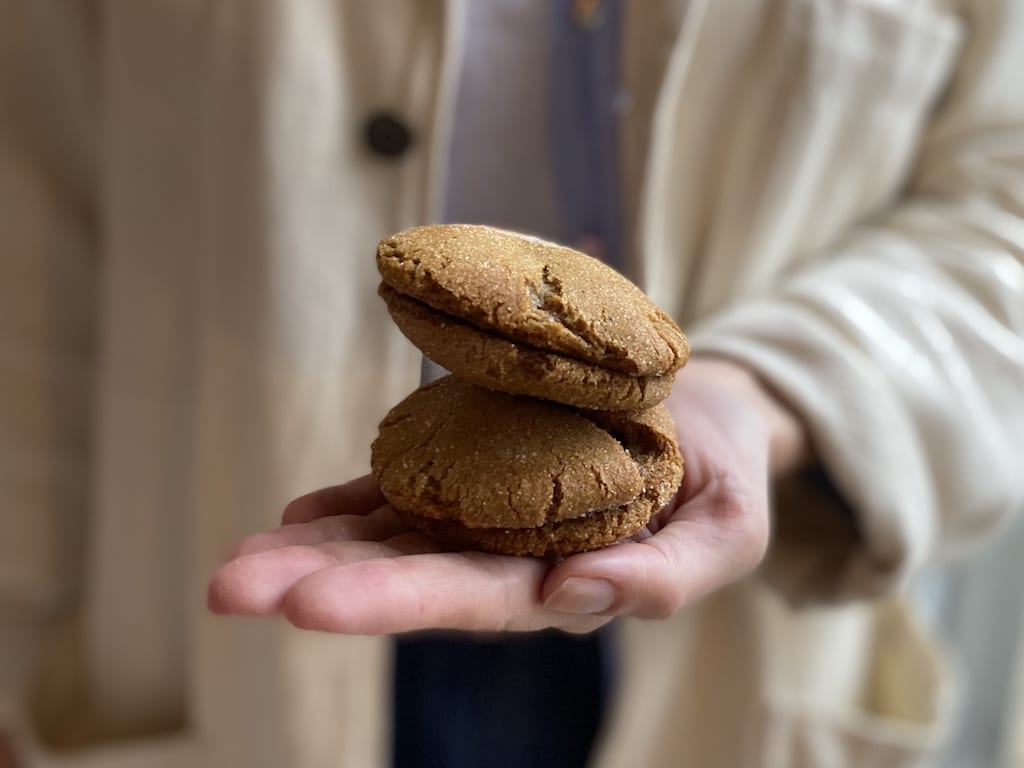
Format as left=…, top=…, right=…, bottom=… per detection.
left=282, top=474, right=386, bottom=525
left=230, top=505, right=406, bottom=559
left=209, top=546, right=339, bottom=615
left=543, top=480, right=768, bottom=620
left=209, top=532, right=440, bottom=616
left=281, top=552, right=578, bottom=635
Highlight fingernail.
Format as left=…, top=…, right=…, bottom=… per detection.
left=544, top=578, right=616, bottom=615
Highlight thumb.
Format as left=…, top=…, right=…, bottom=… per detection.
left=542, top=479, right=768, bottom=620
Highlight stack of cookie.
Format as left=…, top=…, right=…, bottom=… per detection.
left=371, top=224, right=689, bottom=557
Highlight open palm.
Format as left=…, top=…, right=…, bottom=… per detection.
left=208, top=360, right=773, bottom=634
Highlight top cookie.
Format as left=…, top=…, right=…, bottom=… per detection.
left=377, top=225, right=689, bottom=379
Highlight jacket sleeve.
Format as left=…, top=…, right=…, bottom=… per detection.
left=689, top=0, right=1024, bottom=603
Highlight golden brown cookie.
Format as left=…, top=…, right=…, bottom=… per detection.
left=377, top=224, right=689, bottom=410
left=370, top=376, right=683, bottom=556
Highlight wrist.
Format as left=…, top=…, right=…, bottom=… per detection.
left=681, top=356, right=812, bottom=477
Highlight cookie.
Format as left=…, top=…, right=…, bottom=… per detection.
left=377, top=224, right=689, bottom=410
left=370, top=376, right=683, bottom=556
left=380, top=285, right=676, bottom=410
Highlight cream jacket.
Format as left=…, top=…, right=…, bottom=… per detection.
left=3, top=1, right=1023, bottom=766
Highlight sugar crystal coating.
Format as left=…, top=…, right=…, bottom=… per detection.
left=377, top=224, right=689, bottom=377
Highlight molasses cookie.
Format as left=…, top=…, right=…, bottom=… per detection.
left=370, top=376, right=683, bottom=557
left=377, top=224, right=689, bottom=410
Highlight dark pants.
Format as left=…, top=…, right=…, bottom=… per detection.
left=392, top=625, right=615, bottom=768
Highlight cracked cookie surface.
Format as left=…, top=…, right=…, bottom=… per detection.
left=371, top=376, right=683, bottom=555
left=376, top=224, right=689, bottom=393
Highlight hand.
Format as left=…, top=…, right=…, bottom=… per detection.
left=207, top=358, right=807, bottom=634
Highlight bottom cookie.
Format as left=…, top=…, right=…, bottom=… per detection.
left=397, top=502, right=657, bottom=557
left=373, top=378, right=684, bottom=557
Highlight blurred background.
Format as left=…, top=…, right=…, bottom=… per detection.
left=3, top=1, right=1024, bottom=767
left=917, top=519, right=1024, bottom=768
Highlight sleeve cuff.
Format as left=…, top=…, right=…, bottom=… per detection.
left=688, top=297, right=936, bottom=604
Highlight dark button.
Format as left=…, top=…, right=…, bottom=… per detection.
left=364, top=112, right=412, bottom=158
